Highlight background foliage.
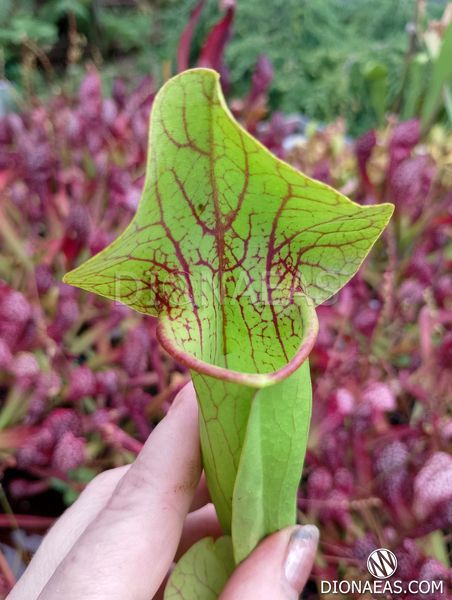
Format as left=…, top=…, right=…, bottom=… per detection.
left=0, top=0, right=449, bottom=134
left=0, top=0, right=451, bottom=597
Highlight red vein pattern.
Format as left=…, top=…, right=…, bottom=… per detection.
left=64, top=69, right=392, bottom=380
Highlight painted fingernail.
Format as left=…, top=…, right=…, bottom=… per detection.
left=284, top=525, right=319, bottom=592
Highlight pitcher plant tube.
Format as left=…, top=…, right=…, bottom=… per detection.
left=64, top=69, right=393, bottom=598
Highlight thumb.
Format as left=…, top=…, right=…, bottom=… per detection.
left=220, top=524, right=319, bottom=600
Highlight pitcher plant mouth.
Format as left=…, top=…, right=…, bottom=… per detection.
left=63, top=68, right=393, bottom=360
left=157, top=297, right=319, bottom=387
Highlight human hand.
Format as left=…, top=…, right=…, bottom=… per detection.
left=8, top=382, right=318, bottom=600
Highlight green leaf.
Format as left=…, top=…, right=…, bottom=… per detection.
left=193, top=374, right=256, bottom=532
left=363, top=61, right=388, bottom=125
left=401, top=53, right=428, bottom=120
left=164, top=536, right=234, bottom=600
left=232, top=360, right=312, bottom=562
left=422, top=21, right=452, bottom=130
left=444, top=84, right=452, bottom=125
left=64, top=69, right=392, bottom=571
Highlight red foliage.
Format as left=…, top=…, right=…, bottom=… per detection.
left=0, top=19, right=450, bottom=594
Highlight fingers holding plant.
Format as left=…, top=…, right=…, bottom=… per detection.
left=9, top=384, right=318, bottom=600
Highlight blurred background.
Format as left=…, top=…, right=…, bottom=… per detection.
left=0, top=1, right=451, bottom=598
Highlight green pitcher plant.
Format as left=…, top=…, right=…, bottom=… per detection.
left=64, top=69, right=393, bottom=598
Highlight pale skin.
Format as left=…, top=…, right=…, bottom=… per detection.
left=8, top=382, right=318, bottom=600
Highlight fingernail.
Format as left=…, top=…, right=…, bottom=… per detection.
left=284, top=525, right=319, bottom=592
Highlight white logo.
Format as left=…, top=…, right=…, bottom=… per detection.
left=367, top=548, right=398, bottom=579
left=321, top=547, right=443, bottom=595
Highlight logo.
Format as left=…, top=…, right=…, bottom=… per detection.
left=320, top=548, right=444, bottom=596
left=367, top=548, right=398, bottom=579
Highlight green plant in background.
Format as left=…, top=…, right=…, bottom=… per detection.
left=157, top=0, right=447, bottom=134
left=0, top=0, right=89, bottom=81
left=64, top=69, right=392, bottom=598
left=420, top=20, right=452, bottom=131
left=395, top=4, right=452, bottom=132
left=0, top=0, right=163, bottom=96
left=1, top=0, right=449, bottom=134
